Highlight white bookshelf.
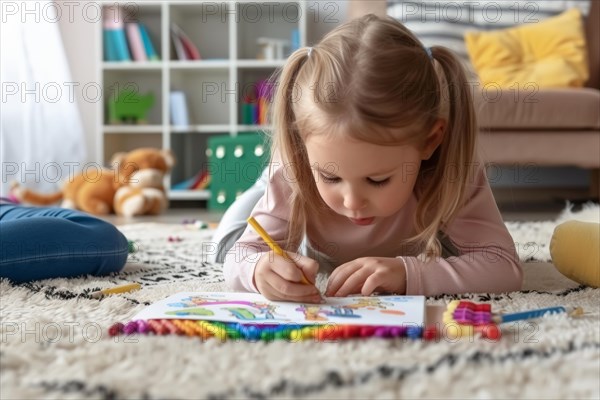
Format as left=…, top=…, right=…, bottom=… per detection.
left=96, top=1, right=312, bottom=201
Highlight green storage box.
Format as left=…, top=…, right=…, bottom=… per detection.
left=207, top=132, right=270, bottom=210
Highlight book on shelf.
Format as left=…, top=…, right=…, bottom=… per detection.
left=103, top=9, right=131, bottom=62
left=172, top=170, right=210, bottom=191
left=125, top=23, right=147, bottom=62
left=241, top=79, right=275, bottom=125
left=170, top=91, right=190, bottom=127
left=171, top=23, right=201, bottom=61
left=190, top=170, right=210, bottom=190
left=103, top=30, right=118, bottom=62
left=170, top=27, right=187, bottom=60
left=103, top=6, right=159, bottom=62
left=138, top=23, right=160, bottom=61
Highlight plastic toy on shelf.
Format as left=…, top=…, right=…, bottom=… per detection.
left=108, top=88, right=155, bottom=124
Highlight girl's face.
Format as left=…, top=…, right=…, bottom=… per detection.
left=305, top=134, right=424, bottom=226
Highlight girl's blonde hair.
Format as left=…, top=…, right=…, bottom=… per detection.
left=269, top=14, right=477, bottom=259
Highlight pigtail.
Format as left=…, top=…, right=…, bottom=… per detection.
left=269, top=48, right=322, bottom=251
left=412, top=46, right=478, bottom=260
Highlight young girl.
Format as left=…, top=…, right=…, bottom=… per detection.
left=215, top=14, right=522, bottom=303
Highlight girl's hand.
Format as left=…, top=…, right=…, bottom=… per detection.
left=325, top=257, right=407, bottom=297
left=254, top=251, right=322, bottom=303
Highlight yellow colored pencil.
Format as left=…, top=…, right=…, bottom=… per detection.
left=90, top=283, right=141, bottom=298
left=247, top=217, right=312, bottom=285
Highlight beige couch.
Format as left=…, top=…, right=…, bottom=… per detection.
left=348, top=1, right=600, bottom=197
left=476, top=1, right=600, bottom=197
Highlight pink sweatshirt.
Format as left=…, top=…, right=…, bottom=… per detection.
left=223, top=162, right=523, bottom=296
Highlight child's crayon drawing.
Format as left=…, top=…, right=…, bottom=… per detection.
left=166, top=307, right=214, bottom=317
left=167, top=295, right=283, bottom=321
left=224, top=306, right=283, bottom=321
left=344, top=297, right=396, bottom=310
left=133, top=292, right=426, bottom=327
left=296, top=304, right=361, bottom=321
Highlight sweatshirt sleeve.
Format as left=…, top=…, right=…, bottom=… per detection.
left=402, top=163, right=523, bottom=296
left=223, top=164, right=293, bottom=293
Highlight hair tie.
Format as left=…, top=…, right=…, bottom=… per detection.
left=307, top=47, right=313, bottom=57
left=425, top=46, right=433, bottom=60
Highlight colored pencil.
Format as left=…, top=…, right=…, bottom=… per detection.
left=493, top=306, right=584, bottom=324
left=91, top=283, right=141, bottom=298
left=247, top=216, right=312, bottom=286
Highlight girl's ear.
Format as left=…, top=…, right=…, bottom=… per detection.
left=421, top=119, right=446, bottom=160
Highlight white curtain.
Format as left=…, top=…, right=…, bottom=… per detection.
left=1, top=0, right=86, bottom=196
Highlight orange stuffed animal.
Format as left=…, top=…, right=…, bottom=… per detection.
left=11, top=148, right=175, bottom=217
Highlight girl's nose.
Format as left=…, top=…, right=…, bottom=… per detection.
left=343, top=190, right=366, bottom=211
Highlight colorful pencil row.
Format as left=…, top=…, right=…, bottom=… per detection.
left=108, top=319, right=503, bottom=341
left=108, top=320, right=445, bottom=341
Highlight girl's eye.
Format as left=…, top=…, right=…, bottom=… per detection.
left=319, top=173, right=340, bottom=183
left=367, top=178, right=390, bottom=187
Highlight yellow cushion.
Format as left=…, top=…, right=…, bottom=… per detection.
left=550, top=221, right=599, bottom=288
left=464, top=9, right=589, bottom=88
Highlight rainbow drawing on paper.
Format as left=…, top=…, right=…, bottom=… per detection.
left=166, top=295, right=284, bottom=321
left=132, top=292, right=426, bottom=327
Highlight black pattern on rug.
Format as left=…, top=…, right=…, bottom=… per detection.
left=207, top=341, right=600, bottom=399
left=32, top=341, right=600, bottom=400
left=116, top=224, right=225, bottom=286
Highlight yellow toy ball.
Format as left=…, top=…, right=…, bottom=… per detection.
left=550, top=220, right=600, bottom=288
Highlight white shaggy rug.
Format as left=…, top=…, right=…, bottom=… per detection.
left=1, top=204, right=599, bottom=399
left=506, top=202, right=600, bottom=262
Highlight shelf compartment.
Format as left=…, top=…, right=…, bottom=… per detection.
left=103, top=70, right=163, bottom=125
left=169, top=3, right=230, bottom=61
left=236, top=1, right=301, bottom=60
left=170, top=69, right=230, bottom=125
left=169, top=132, right=216, bottom=194
left=102, top=4, right=163, bottom=62
left=236, top=68, right=278, bottom=126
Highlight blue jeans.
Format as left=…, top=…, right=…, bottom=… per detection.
left=0, top=205, right=128, bottom=283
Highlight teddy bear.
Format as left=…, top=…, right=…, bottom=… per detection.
left=10, top=148, right=175, bottom=218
